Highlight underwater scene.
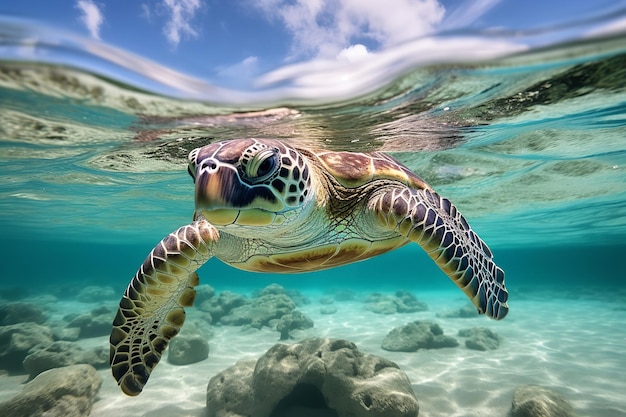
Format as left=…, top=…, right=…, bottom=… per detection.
left=0, top=3, right=625, bottom=417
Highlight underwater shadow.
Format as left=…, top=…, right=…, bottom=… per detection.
left=270, top=383, right=339, bottom=417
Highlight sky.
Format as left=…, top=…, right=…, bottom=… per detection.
left=1, top=0, right=625, bottom=98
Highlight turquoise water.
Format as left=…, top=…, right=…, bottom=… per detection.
left=1, top=34, right=624, bottom=291
left=1, top=17, right=626, bottom=417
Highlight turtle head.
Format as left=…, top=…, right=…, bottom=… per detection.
left=188, top=139, right=313, bottom=228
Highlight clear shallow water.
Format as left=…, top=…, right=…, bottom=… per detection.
left=1, top=32, right=625, bottom=281
left=0, top=17, right=625, bottom=417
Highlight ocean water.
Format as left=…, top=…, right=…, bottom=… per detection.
left=1, top=15, right=625, bottom=417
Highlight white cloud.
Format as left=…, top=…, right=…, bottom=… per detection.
left=162, top=0, right=203, bottom=47
left=336, top=44, right=369, bottom=62
left=252, top=0, right=446, bottom=59
left=256, top=35, right=526, bottom=103
left=5, top=12, right=528, bottom=105
left=441, top=0, right=502, bottom=30
left=75, top=0, right=104, bottom=40
left=140, top=4, right=152, bottom=23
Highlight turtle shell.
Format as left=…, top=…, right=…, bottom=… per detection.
left=312, top=149, right=432, bottom=190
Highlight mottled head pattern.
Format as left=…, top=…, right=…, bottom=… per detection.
left=188, top=139, right=312, bottom=227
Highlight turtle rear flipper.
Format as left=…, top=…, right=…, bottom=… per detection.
left=373, top=188, right=508, bottom=320
left=110, top=219, right=218, bottom=396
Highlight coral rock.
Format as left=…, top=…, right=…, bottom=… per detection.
left=0, top=323, right=54, bottom=372
left=0, top=364, right=102, bottom=417
left=220, top=293, right=295, bottom=328
left=320, top=306, right=338, bottom=315
left=207, top=338, right=419, bottom=417
left=65, top=306, right=114, bottom=338
left=75, top=286, right=115, bottom=302
left=167, top=334, right=209, bottom=365
left=23, top=340, right=108, bottom=379
left=276, top=311, right=314, bottom=340
left=198, top=291, right=248, bottom=323
left=0, top=302, right=47, bottom=325
left=194, top=284, right=216, bottom=305
left=382, top=321, right=458, bottom=352
left=458, top=327, right=501, bottom=351
left=512, top=385, right=577, bottom=417
left=364, top=291, right=427, bottom=315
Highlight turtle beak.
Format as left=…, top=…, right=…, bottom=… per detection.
left=193, top=157, right=284, bottom=226
left=194, top=165, right=246, bottom=226
left=193, top=167, right=277, bottom=226
left=194, top=161, right=235, bottom=210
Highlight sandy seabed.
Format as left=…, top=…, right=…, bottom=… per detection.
left=1, top=290, right=625, bottom=417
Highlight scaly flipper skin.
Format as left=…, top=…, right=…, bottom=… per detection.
left=109, top=217, right=218, bottom=396
left=372, top=187, right=509, bottom=320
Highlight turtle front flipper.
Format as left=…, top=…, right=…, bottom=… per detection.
left=372, top=188, right=508, bottom=320
left=110, top=218, right=218, bottom=396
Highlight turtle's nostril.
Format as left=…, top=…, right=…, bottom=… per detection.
left=200, top=159, right=218, bottom=172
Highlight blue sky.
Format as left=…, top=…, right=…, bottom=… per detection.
left=2, top=0, right=625, bottom=98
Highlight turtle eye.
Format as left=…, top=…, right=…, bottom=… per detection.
left=245, top=149, right=279, bottom=182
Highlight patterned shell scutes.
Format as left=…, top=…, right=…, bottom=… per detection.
left=314, top=150, right=432, bottom=190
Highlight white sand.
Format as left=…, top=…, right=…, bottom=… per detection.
left=2, top=289, right=625, bottom=417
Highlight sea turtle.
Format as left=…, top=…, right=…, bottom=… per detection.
left=110, top=138, right=508, bottom=396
